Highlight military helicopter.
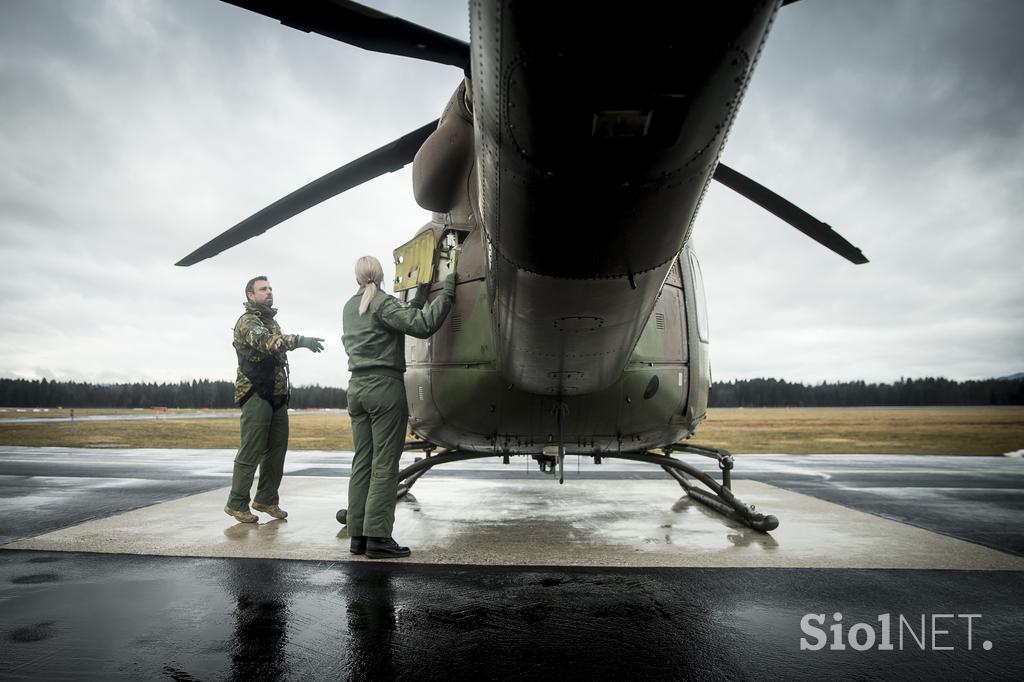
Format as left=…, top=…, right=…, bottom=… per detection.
left=178, top=0, right=868, bottom=532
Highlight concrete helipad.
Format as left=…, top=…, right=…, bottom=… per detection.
left=7, top=475, right=1023, bottom=570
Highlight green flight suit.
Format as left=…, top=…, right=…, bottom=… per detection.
left=229, top=394, right=289, bottom=510
left=342, top=277, right=455, bottom=538
left=227, top=302, right=300, bottom=512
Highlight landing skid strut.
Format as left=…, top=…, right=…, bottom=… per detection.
left=336, top=441, right=778, bottom=532
left=609, top=443, right=778, bottom=532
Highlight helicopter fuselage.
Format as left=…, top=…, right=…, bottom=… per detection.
left=403, top=224, right=710, bottom=454
left=401, top=1, right=778, bottom=452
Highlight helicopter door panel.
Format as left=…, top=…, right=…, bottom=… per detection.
left=392, top=230, right=436, bottom=292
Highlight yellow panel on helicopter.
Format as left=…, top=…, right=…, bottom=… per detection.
left=392, top=230, right=436, bottom=292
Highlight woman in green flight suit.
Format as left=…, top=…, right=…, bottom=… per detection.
left=341, top=255, right=455, bottom=559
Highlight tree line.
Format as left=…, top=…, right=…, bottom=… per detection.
left=0, top=376, right=1021, bottom=410
left=709, top=377, right=1024, bottom=407
left=0, top=379, right=347, bottom=409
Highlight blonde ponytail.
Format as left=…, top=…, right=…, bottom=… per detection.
left=355, top=255, right=385, bottom=315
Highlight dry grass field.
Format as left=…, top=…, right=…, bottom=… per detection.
left=0, top=408, right=240, bottom=420
left=0, top=406, right=1021, bottom=455
left=0, top=411, right=351, bottom=450
left=693, top=406, right=1024, bottom=455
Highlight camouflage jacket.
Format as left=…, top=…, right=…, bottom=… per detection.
left=342, top=277, right=455, bottom=376
left=233, top=302, right=299, bottom=404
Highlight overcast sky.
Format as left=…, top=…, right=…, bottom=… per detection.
left=1, top=0, right=1021, bottom=388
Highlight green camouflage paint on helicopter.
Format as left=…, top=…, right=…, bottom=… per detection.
left=400, top=224, right=710, bottom=456
left=389, top=80, right=712, bottom=456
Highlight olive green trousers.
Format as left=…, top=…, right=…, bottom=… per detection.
left=346, top=374, right=408, bottom=538
left=227, top=395, right=289, bottom=510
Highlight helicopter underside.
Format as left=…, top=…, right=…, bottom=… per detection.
left=406, top=362, right=693, bottom=455
left=404, top=266, right=707, bottom=454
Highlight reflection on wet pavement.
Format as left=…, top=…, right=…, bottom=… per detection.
left=1, top=551, right=1020, bottom=680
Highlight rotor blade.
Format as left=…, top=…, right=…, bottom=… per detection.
left=176, top=120, right=438, bottom=267
left=712, top=162, right=869, bottom=265
left=223, top=0, right=470, bottom=72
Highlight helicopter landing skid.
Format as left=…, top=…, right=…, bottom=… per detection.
left=603, top=444, right=779, bottom=532
left=335, top=442, right=778, bottom=533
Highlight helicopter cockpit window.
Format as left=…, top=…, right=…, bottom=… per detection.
left=688, top=252, right=710, bottom=343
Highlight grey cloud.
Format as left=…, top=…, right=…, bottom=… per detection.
left=1, top=0, right=1020, bottom=386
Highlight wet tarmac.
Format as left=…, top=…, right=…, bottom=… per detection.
left=2, top=447, right=1023, bottom=679
left=3, top=551, right=1021, bottom=680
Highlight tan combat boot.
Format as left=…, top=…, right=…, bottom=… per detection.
left=224, top=505, right=258, bottom=523
left=251, top=502, right=288, bottom=519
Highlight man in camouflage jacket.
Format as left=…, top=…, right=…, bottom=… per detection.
left=224, top=276, right=324, bottom=524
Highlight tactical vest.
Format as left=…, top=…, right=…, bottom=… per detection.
left=234, top=347, right=280, bottom=406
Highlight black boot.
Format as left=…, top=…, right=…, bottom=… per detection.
left=366, top=537, right=411, bottom=559
left=350, top=536, right=367, bottom=555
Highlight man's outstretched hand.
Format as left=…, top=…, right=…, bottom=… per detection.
left=297, top=336, right=325, bottom=353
